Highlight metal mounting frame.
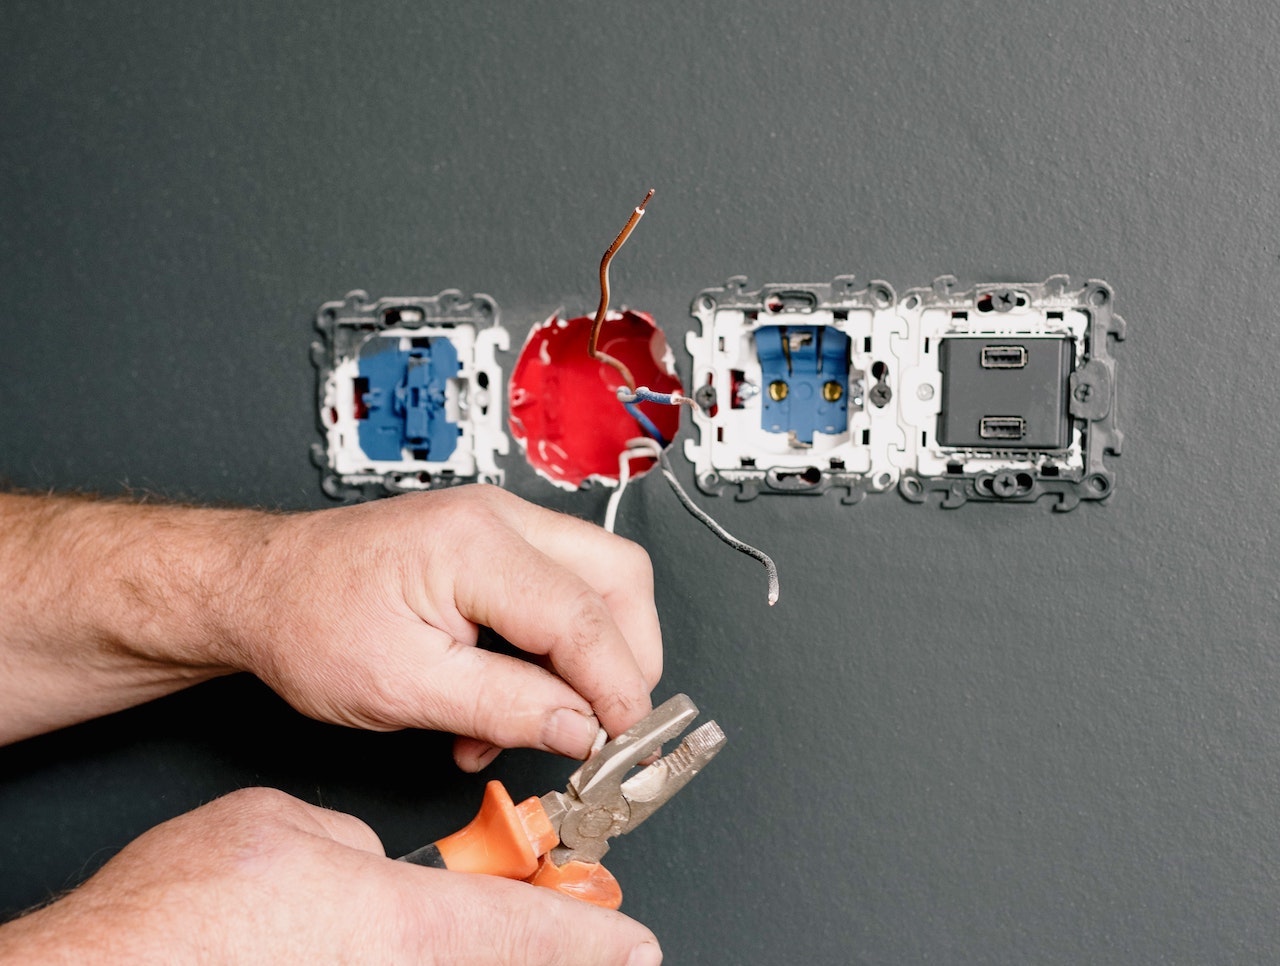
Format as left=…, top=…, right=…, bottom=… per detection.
left=310, top=288, right=509, bottom=500
left=891, top=275, right=1124, bottom=510
left=683, top=275, right=901, bottom=503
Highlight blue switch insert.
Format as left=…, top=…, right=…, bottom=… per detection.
left=356, top=336, right=461, bottom=462
left=757, top=325, right=850, bottom=444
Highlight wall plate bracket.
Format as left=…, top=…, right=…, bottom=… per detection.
left=683, top=275, right=900, bottom=502
left=310, top=289, right=509, bottom=500
left=891, top=275, right=1124, bottom=510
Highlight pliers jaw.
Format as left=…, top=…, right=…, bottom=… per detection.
left=400, top=693, right=725, bottom=910
left=540, top=693, right=727, bottom=865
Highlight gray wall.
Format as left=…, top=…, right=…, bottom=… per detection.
left=3, top=2, right=1279, bottom=962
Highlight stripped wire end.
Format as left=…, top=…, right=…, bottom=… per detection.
left=590, top=190, right=656, bottom=391
left=616, top=386, right=698, bottom=409
left=658, top=450, right=781, bottom=607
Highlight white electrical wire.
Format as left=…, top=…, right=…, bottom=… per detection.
left=602, top=435, right=781, bottom=606
left=657, top=449, right=780, bottom=606
left=603, top=437, right=664, bottom=534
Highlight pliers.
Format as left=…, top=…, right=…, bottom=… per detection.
left=399, top=693, right=725, bottom=909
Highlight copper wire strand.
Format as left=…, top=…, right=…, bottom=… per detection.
left=588, top=189, right=778, bottom=603
left=589, top=188, right=655, bottom=391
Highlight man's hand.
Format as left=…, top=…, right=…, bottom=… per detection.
left=0, top=485, right=662, bottom=768
left=0, top=787, right=663, bottom=965
left=229, top=486, right=663, bottom=769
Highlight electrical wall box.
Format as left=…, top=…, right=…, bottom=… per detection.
left=311, top=289, right=509, bottom=499
left=684, top=274, right=1123, bottom=509
left=684, top=276, right=902, bottom=502
left=892, top=276, right=1124, bottom=509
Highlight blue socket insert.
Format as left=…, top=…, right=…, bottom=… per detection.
left=757, top=325, right=850, bottom=444
left=356, top=336, right=461, bottom=461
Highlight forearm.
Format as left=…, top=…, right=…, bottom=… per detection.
left=0, top=484, right=661, bottom=765
left=0, top=492, right=274, bottom=744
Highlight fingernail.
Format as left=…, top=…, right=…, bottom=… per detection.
left=541, top=708, right=600, bottom=759
left=627, top=941, right=663, bottom=966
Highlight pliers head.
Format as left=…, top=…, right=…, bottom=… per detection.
left=539, top=693, right=726, bottom=865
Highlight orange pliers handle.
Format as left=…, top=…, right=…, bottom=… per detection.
left=399, top=780, right=622, bottom=909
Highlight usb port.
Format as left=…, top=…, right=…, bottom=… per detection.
left=980, top=345, right=1027, bottom=369
left=980, top=416, right=1026, bottom=440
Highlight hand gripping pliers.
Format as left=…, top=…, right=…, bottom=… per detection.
left=399, top=694, right=725, bottom=909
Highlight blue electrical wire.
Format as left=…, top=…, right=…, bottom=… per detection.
left=623, top=402, right=670, bottom=449
left=622, top=387, right=682, bottom=407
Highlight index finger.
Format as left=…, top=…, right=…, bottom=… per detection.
left=484, top=490, right=664, bottom=690
left=451, top=528, right=653, bottom=737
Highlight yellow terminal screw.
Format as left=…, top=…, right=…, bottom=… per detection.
left=822, top=381, right=844, bottom=402
left=768, top=380, right=789, bottom=401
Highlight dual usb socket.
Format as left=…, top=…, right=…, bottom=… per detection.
left=937, top=338, right=1073, bottom=450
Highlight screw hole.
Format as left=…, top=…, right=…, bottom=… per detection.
left=1088, top=474, right=1109, bottom=492
left=876, top=472, right=892, bottom=487
left=903, top=477, right=922, bottom=495
left=904, top=295, right=919, bottom=310
left=871, top=286, right=892, bottom=307
left=1089, top=288, right=1109, bottom=307
left=699, top=296, right=715, bottom=312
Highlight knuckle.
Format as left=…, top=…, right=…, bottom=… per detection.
left=323, top=808, right=380, bottom=850
left=569, top=586, right=612, bottom=636
left=592, top=689, right=642, bottom=724
left=179, top=788, right=305, bottom=864
left=459, top=481, right=511, bottom=516
left=564, top=590, right=618, bottom=664
left=470, top=480, right=510, bottom=502
left=356, top=668, right=416, bottom=726
left=449, top=491, right=506, bottom=536
left=217, top=786, right=294, bottom=814
left=616, top=538, right=655, bottom=583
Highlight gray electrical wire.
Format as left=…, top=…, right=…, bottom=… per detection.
left=657, top=449, right=780, bottom=606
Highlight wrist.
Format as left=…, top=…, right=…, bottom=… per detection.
left=0, top=891, right=138, bottom=965
left=0, top=492, right=281, bottom=742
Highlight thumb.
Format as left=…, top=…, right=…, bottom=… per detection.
left=403, top=868, right=663, bottom=966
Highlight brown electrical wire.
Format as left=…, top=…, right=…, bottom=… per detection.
left=586, top=189, right=781, bottom=606
left=589, top=188, right=654, bottom=391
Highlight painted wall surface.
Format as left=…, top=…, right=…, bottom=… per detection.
left=3, top=2, right=1279, bottom=962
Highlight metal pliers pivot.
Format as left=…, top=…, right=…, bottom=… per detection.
left=399, top=694, right=725, bottom=908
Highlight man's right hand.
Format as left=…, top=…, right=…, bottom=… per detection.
left=0, top=787, right=663, bottom=965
